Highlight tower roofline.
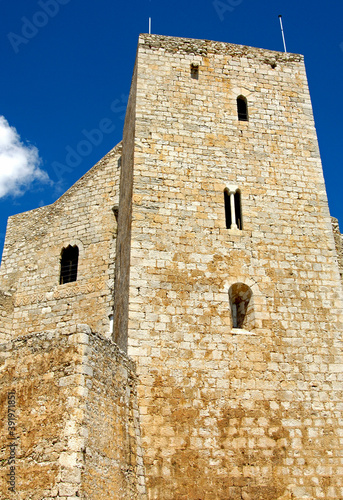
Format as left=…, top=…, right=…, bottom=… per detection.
left=138, top=33, right=303, bottom=63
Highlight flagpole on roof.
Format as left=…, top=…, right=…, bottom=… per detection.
left=278, top=15, right=287, bottom=53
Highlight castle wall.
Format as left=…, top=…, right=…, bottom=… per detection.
left=0, top=145, right=121, bottom=343
left=0, top=289, right=13, bottom=344
left=0, top=325, right=145, bottom=499
left=114, top=60, right=137, bottom=351
left=78, top=326, right=146, bottom=499
left=1, top=33, right=343, bottom=500
left=0, top=329, right=76, bottom=498
left=332, top=217, right=343, bottom=283
left=124, top=35, right=343, bottom=499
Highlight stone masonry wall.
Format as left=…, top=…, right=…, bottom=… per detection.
left=1, top=32, right=342, bottom=500
left=82, top=326, right=146, bottom=499
left=0, top=325, right=145, bottom=499
left=114, top=60, right=137, bottom=351
left=0, top=144, right=121, bottom=343
left=0, top=329, right=76, bottom=499
left=124, top=34, right=343, bottom=499
left=332, top=217, right=343, bottom=283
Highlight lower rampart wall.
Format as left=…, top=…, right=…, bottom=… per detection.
left=0, top=326, right=145, bottom=499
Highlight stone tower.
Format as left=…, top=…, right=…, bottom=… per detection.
left=1, top=34, right=343, bottom=499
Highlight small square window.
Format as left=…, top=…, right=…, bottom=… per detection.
left=191, top=63, right=199, bottom=80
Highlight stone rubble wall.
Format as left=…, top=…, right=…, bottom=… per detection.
left=124, top=34, right=343, bottom=499
left=113, top=60, right=137, bottom=351
left=0, top=32, right=342, bottom=500
left=0, top=325, right=145, bottom=499
left=82, top=325, right=146, bottom=499
left=0, top=144, right=122, bottom=343
left=331, top=217, right=343, bottom=283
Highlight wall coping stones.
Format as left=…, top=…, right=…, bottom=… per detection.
left=138, top=33, right=304, bottom=63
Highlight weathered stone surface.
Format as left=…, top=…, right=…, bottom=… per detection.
left=0, top=143, right=121, bottom=343
left=0, top=34, right=343, bottom=499
left=0, top=326, right=145, bottom=499
left=123, top=34, right=343, bottom=499
left=332, top=217, right=343, bottom=283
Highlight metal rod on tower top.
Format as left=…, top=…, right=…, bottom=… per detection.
left=149, top=17, right=151, bottom=34
left=278, top=15, right=287, bottom=53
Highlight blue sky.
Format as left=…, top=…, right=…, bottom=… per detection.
left=0, top=0, right=342, bottom=257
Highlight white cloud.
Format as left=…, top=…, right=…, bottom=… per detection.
left=0, top=115, right=50, bottom=198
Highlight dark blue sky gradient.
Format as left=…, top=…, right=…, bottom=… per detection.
left=0, top=0, right=342, bottom=256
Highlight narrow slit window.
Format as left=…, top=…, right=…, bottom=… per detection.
left=60, top=245, right=78, bottom=284
left=234, top=190, right=242, bottom=230
left=229, top=283, right=254, bottom=330
left=224, top=189, right=232, bottom=229
left=191, top=63, right=199, bottom=80
left=237, top=95, right=248, bottom=121
left=112, top=205, right=119, bottom=223
left=231, top=303, right=238, bottom=328
left=224, top=188, right=243, bottom=230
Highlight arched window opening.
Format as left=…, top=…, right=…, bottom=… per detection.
left=237, top=96, right=248, bottom=121
left=229, top=283, right=254, bottom=330
left=224, top=187, right=243, bottom=230
left=235, top=190, right=242, bottom=230
left=60, top=245, right=79, bottom=284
